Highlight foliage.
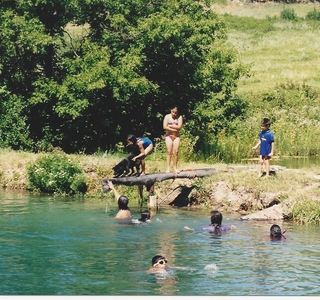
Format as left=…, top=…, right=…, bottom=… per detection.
left=305, top=8, right=320, bottom=21
left=0, top=0, right=246, bottom=154
left=222, top=14, right=276, bottom=32
left=27, top=150, right=87, bottom=195
left=290, top=198, right=320, bottom=225
left=198, top=82, right=320, bottom=163
left=280, top=7, right=298, bottom=21
left=185, top=92, right=249, bottom=162
left=2, top=0, right=320, bottom=164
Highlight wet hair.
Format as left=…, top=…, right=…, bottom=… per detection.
left=270, top=224, right=282, bottom=239
left=118, top=195, right=129, bottom=210
left=210, top=210, right=223, bottom=236
left=261, top=117, right=271, bottom=128
left=139, top=209, right=151, bottom=222
left=152, top=255, right=166, bottom=266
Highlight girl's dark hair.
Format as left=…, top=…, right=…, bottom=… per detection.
left=170, top=104, right=180, bottom=112
left=127, top=134, right=137, bottom=144
left=210, top=210, right=223, bottom=236
left=126, top=134, right=140, bottom=155
left=210, top=210, right=222, bottom=225
left=118, top=195, right=129, bottom=210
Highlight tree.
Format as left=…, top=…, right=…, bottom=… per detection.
left=35, top=0, right=246, bottom=152
left=1, top=0, right=247, bottom=154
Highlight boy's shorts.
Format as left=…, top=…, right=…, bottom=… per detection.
left=262, top=155, right=271, bottom=160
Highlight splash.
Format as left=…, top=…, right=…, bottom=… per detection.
left=204, top=263, right=219, bottom=275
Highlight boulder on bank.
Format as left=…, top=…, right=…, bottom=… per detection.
left=240, top=204, right=284, bottom=220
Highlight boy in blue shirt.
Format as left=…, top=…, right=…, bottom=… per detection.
left=252, top=117, right=275, bottom=178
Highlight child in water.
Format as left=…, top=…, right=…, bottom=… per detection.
left=270, top=224, right=286, bottom=240
left=184, top=210, right=236, bottom=235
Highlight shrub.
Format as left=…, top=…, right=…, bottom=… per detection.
left=27, top=151, right=87, bottom=195
left=306, top=8, right=320, bottom=21
left=280, top=8, right=298, bottom=21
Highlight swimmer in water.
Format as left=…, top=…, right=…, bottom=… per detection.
left=270, top=224, right=286, bottom=240
left=147, top=255, right=168, bottom=274
left=184, top=210, right=236, bottom=235
left=138, top=209, right=152, bottom=222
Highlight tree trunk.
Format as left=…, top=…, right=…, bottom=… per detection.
left=101, top=168, right=217, bottom=192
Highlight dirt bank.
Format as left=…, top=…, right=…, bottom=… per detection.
left=1, top=150, right=319, bottom=219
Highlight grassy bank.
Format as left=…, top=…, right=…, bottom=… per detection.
left=1, top=149, right=320, bottom=224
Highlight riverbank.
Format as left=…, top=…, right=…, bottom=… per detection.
left=1, top=149, right=320, bottom=222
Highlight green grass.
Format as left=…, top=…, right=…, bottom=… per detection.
left=211, top=2, right=320, bottom=93
left=211, top=2, right=320, bottom=19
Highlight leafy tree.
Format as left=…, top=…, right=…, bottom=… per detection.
left=1, top=0, right=247, bottom=155
left=0, top=7, right=54, bottom=150
left=32, top=0, right=246, bottom=152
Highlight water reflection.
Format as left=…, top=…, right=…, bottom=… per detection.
left=243, top=156, right=320, bottom=169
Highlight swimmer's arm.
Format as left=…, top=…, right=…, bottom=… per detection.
left=184, top=226, right=194, bottom=231
left=108, top=181, right=120, bottom=200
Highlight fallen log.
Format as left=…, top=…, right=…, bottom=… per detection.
left=101, top=168, right=218, bottom=192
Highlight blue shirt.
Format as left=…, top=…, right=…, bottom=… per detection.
left=259, top=129, right=274, bottom=156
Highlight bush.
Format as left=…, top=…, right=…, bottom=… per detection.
left=306, top=8, right=320, bottom=21
left=280, top=8, right=298, bottom=21
left=27, top=151, right=87, bottom=195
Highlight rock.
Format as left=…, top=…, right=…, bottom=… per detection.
left=240, top=204, right=284, bottom=220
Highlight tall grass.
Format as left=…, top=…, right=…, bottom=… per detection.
left=290, top=198, right=320, bottom=225
left=198, top=82, right=320, bottom=163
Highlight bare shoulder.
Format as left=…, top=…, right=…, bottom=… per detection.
left=115, top=210, right=132, bottom=219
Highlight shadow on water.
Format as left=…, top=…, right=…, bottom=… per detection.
left=1, top=190, right=320, bottom=295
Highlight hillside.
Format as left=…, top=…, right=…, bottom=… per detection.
left=212, top=1, right=320, bottom=93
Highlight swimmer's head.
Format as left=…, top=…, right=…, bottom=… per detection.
left=118, top=195, right=129, bottom=210
left=151, top=255, right=167, bottom=268
left=210, top=210, right=222, bottom=226
left=270, top=224, right=282, bottom=239
left=139, top=209, right=152, bottom=222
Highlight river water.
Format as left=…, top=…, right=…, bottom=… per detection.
left=0, top=190, right=319, bottom=296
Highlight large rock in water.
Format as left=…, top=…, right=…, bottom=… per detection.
left=240, top=204, right=284, bottom=220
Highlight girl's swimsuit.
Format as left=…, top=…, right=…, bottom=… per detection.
left=137, top=137, right=153, bottom=149
left=165, top=116, right=180, bottom=140
left=200, top=224, right=231, bottom=234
